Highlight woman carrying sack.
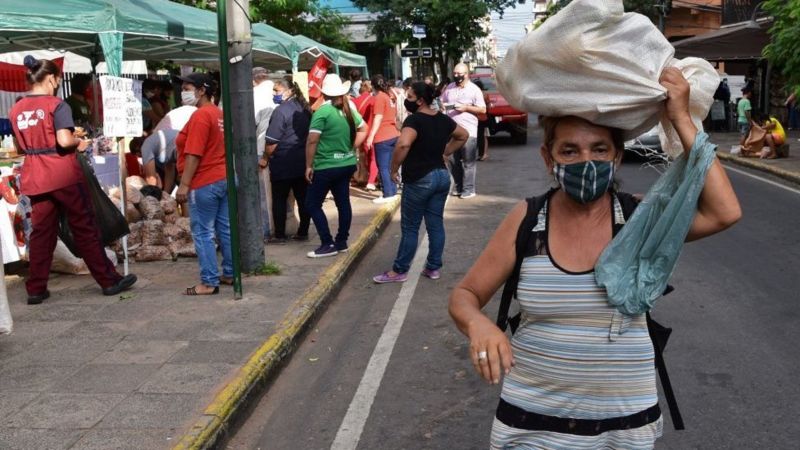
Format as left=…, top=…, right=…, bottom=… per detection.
left=10, top=56, right=136, bottom=304
left=304, top=74, right=367, bottom=258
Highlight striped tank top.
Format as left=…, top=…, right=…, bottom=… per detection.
left=491, top=198, right=662, bottom=449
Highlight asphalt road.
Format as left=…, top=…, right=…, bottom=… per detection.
left=227, top=131, right=800, bottom=450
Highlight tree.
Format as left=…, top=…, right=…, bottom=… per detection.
left=175, top=0, right=352, bottom=50
left=762, top=0, right=800, bottom=93
left=352, top=0, right=519, bottom=78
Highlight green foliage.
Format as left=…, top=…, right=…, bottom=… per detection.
left=352, top=0, right=519, bottom=75
left=251, top=261, right=282, bottom=276
left=762, top=0, right=800, bottom=92
left=173, top=0, right=352, bottom=51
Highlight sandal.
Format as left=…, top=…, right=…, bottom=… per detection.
left=220, top=277, right=234, bottom=285
left=184, top=285, right=220, bottom=296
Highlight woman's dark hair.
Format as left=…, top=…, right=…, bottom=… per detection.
left=370, top=74, right=390, bottom=95
left=409, top=82, right=435, bottom=106
left=275, top=79, right=310, bottom=112
left=23, top=55, right=61, bottom=85
left=340, top=96, right=357, bottom=144
left=539, top=116, right=625, bottom=155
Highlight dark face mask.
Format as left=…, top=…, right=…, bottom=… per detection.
left=552, top=160, right=615, bottom=204
left=453, top=75, right=465, bottom=85
left=404, top=98, right=420, bottom=113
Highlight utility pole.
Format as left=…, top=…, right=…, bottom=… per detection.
left=217, top=0, right=264, bottom=298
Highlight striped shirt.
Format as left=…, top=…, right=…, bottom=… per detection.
left=491, top=198, right=662, bottom=449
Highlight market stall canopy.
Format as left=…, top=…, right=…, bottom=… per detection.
left=0, top=50, right=148, bottom=75
left=292, top=34, right=367, bottom=70
left=0, top=0, right=296, bottom=74
left=672, top=21, right=771, bottom=61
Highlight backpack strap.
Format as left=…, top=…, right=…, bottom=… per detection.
left=496, top=191, right=551, bottom=333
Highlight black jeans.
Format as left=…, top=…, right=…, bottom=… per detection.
left=271, top=176, right=311, bottom=239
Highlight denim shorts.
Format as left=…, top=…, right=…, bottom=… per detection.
left=739, top=122, right=750, bottom=136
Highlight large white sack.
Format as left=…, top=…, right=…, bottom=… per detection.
left=1, top=235, right=12, bottom=335
left=51, top=240, right=118, bottom=275
left=496, top=0, right=719, bottom=157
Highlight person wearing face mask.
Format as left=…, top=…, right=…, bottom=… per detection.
left=142, top=79, right=167, bottom=122
left=10, top=56, right=137, bottom=304
left=252, top=67, right=276, bottom=241
left=439, top=63, right=486, bottom=199
left=259, top=79, right=312, bottom=244
left=372, top=82, right=468, bottom=283
left=449, top=69, right=741, bottom=449
left=175, top=73, right=232, bottom=295
left=365, top=74, right=400, bottom=204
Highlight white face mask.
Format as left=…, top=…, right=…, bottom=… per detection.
left=181, top=90, right=198, bottom=106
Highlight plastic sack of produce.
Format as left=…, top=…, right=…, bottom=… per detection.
left=595, top=132, right=718, bottom=315
left=496, top=0, right=719, bottom=157
left=1, top=236, right=12, bottom=335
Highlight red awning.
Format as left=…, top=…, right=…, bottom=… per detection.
left=0, top=57, right=64, bottom=92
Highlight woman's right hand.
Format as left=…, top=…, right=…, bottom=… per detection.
left=77, top=139, right=90, bottom=152
left=468, top=318, right=515, bottom=385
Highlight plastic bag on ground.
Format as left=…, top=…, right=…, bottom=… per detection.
left=496, top=0, right=719, bottom=158
left=1, top=239, right=12, bottom=335
left=51, top=239, right=118, bottom=275
left=595, top=132, right=718, bottom=315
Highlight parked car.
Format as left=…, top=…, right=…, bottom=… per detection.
left=471, top=74, right=529, bottom=144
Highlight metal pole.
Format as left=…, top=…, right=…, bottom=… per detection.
left=417, top=37, right=422, bottom=80
left=658, top=0, right=666, bottom=34
left=217, top=0, right=244, bottom=298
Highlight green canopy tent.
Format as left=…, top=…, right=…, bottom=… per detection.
left=0, top=0, right=296, bottom=74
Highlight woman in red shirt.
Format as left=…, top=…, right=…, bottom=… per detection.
left=353, top=80, right=378, bottom=190
left=175, top=73, right=232, bottom=296
left=365, top=75, right=400, bottom=203
left=10, top=56, right=136, bottom=304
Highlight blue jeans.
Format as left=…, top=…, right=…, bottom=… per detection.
left=188, top=179, right=233, bottom=287
left=393, top=168, right=450, bottom=274
left=374, top=137, right=398, bottom=197
left=449, top=137, right=478, bottom=195
left=306, top=165, right=356, bottom=247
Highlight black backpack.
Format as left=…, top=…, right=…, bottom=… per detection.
left=495, top=189, right=685, bottom=430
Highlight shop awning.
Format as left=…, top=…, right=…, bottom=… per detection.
left=672, top=21, right=771, bottom=61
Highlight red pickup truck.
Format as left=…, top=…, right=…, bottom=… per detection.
left=471, top=74, right=529, bottom=144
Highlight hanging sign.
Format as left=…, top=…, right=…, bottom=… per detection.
left=307, top=56, right=330, bottom=99
left=100, top=75, right=143, bottom=137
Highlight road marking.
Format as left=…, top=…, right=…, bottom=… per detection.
left=330, top=233, right=430, bottom=450
left=723, top=164, right=800, bottom=195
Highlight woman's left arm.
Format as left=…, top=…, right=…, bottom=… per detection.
left=390, top=127, right=417, bottom=183
left=660, top=68, right=742, bottom=242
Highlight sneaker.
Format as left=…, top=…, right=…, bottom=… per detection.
left=460, top=193, right=476, bottom=199
left=373, top=271, right=409, bottom=284
left=365, top=183, right=377, bottom=191
left=372, top=195, right=397, bottom=204
left=450, top=191, right=462, bottom=197
left=307, top=244, right=338, bottom=258
left=267, top=237, right=288, bottom=244
left=102, top=274, right=138, bottom=296
left=421, top=268, right=441, bottom=280
left=290, top=234, right=309, bottom=242
left=335, top=242, right=349, bottom=253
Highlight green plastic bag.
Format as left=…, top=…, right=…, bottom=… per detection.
left=595, top=131, right=717, bottom=315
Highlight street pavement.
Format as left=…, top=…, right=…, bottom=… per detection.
left=0, top=176, right=398, bottom=449
left=227, top=130, right=800, bottom=449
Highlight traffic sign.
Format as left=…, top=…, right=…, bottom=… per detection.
left=400, top=47, right=433, bottom=58
left=412, top=24, right=427, bottom=39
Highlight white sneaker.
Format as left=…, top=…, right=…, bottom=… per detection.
left=372, top=195, right=397, bottom=204
left=460, top=193, right=476, bottom=199
left=365, top=183, right=377, bottom=191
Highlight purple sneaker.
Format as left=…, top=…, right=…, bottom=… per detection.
left=373, top=271, right=408, bottom=284
left=307, top=244, right=338, bottom=258
left=421, top=268, right=441, bottom=280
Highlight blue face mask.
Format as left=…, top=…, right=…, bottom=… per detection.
left=273, top=94, right=284, bottom=105
left=553, top=160, right=615, bottom=204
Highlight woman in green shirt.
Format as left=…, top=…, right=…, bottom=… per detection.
left=305, top=74, right=367, bottom=258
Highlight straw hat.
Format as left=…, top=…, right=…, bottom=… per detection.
left=320, top=74, right=351, bottom=97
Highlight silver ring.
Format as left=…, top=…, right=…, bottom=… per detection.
left=478, top=351, right=488, bottom=360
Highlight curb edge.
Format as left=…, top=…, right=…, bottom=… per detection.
left=172, top=196, right=401, bottom=450
left=717, top=152, right=800, bottom=186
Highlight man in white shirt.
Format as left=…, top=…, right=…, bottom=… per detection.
left=253, top=67, right=275, bottom=240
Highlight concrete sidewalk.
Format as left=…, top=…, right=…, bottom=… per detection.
left=0, top=186, right=399, bottom=450
left=709, top=129, right=800, bottom=185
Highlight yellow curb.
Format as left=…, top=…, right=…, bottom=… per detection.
left=172, top=196, right=401, bottom=450
left=717, top=152, right=800, bottom=186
